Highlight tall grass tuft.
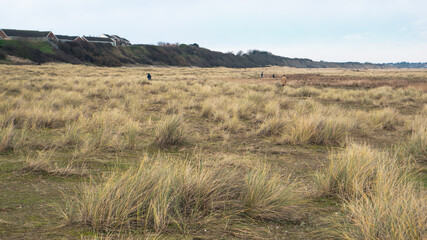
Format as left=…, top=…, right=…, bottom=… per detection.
left=282, top=115, right=348, bottom=146
left=64, top=157, right=301, bottom=233
left=241, top=164, right=300, bottom=219
left=331, top=182, right=426, bottom=240
left=368, top=108, right=401, bottom=130
left=0, top=123, right=15, bottom=152
left=314, top=143, right=406, bottom=199
left=257, top=114, right=286, bottom=137
left=406, top=116, right=427, bottom=161
left=22, top=150, right=82, bottom=176
left=316, top=143, right=426, bottom=239
left=154, top=115, right=185, bottom=148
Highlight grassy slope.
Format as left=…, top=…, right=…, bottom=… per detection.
left=0, top=39, right=401, bottom=68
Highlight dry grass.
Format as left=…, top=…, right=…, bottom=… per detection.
left=22, top=150, right=84, bottom=177
left=314, top=143, right=408, bottom=199
left=0, top=123, right=15, bottom=152
left=257, top=114, right=286, bottom=137
left=64, top=156, right=301, bottom=233
left=406, top=116, right=427, bottom=161
left=316, top=143, right=426, bottom=239
left=332, top=183, right=426, bottom=240
left=282, top=114, right=349, bottom=146
left=0, top=64, right=425, bottom=239
left=154, top=115, right=185, bottom=148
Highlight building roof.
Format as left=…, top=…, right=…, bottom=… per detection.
left=56, top=35, right=79, bottom=41
left=1, top=29, right=51, bottom=38
left=83, top=36, right=114, bottom=43
left=101, top=34, right=130, bottom=43
left=113, top=35, right=130, bottom=42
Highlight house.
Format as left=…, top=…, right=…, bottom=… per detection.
left=82, top=36, right=116, bottom=46
left=99, top=34, right=131, bottom=46
left=0, top=29, right=57, bottom=42
left=56, top=35, right=81, bottom=42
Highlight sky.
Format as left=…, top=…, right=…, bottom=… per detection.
left=1, top=0, right=426, bottom=63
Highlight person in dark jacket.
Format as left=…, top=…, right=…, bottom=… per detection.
left=147, top=73, right=152, bottom=80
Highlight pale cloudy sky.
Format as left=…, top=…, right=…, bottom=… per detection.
left=1, top=0, right=426, bottom=63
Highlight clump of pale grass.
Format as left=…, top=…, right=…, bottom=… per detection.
left=368, top=108, right=401, bottom=130
left=282, top=114, right=348, bottom=146
left=121, top=120, right=141, bottom=150
left=64, top=157, right=302, bottom=233
left=420, top=104, right=427, bottom=115
left=330, top=182, right=426, bottom=240
left=316, top=144, right=390, bottom=198
left=264, top=101, right=281, bottom=117
left=0, top=123, right=15, bottom=152
left=405, top=116, right=427, bottom=161
left=257, top=114, right=286, bottom=137
left=61, top=122, right=85, bottom=147
left=220, top=114, right=240, bottom=133
left=283, top=86, right=320, bottom=97
left=201, top=101, right=214, bottom=118
left=315, top=143, right=411, bottom=199
left=294, top=99, right=319, bottom=115
left=241, top=164, right=301, bottom=220
left=154, top=115, right=185, bottom=148
left=165, top=100, right=180, bottom=114
left=314, top=118, right=349, bottom=145
left=22, top=150, right=83, bottom=177
left=278, top=97, right=293, bottom=110
left=316, top=142, right=426, bottom=239
left=234, top=97, right=263, bottom=120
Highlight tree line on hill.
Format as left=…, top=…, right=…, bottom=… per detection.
left=0, top=39, right=425, bottom=68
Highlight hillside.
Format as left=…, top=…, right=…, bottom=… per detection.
left=0, top=39, right=425, bottom=68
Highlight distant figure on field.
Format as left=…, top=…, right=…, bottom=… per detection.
left=147, top=73, right=152, bottom=80
left=261, top=72, right=263, bottom=78
left=281, top=75, right=287, bottom=86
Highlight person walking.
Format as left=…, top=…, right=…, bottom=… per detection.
left=261, top=72, right=264, bottom=78
left=147, top=73, right=152, bottom=80
left=281, top=75, right=287, bottom=86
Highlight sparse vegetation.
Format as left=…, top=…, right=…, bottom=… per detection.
left=0, top=64, right=425, bottom=239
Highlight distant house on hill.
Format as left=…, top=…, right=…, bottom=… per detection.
left=82, top=36, right=116, bottom=46
left=0, top=29, right=57, bottom=42
left=56, top=35, right=82, bottom=43
left=99, top=34, right=131, bottom=46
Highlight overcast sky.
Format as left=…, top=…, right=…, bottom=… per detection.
left=1, top=0, right=426, bottom=63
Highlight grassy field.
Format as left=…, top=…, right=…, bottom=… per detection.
left=0, top=64, right=426, bottom=239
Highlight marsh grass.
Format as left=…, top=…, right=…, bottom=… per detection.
left=406, top=116, right=427, bottom=161
left=0, top=123, right=15, bottom=152
left=241, top=164, right=301, bottom=219
left=22, top=150, right=84, bottom=177
left=154, top=115, right=185, bottom=148
left=257, top=114, right=286, bottom=137
left=1, top=64, right=425, bottom=238
left=316, top=143, right=426, bottom=239
left=368, top=108, right=401, bottom=130
left=330, top=183, right=427, bottom=240
left=65, top=156, right=301, bottom=233
left=314, top=143, right=407, bottom=199
left=282, top=115, right=348, bottom=146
